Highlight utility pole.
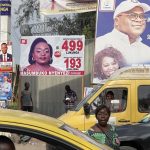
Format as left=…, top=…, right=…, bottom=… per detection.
left=0, top=0, right=11, bottom=43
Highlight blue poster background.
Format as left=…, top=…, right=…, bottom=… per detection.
left=0, top=0, right=11, bottom=16
left=96, top=0, right=150, bottom=47
left=0, top=73, right=12, bottom=101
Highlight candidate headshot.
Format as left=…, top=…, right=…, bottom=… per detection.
left=96, top=0, right=150, bottom=65
left=24, top=37, right=60, bottom=72
left=0, top=43, right=12, bottom=62
left=93, top=47, right=127, bottom=82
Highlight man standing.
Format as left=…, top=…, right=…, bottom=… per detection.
left=0, top=43, right=12, bottom=62
left=63, top=85, right=77, bottom=112
left=20, top=82, right=33, bottom=112
left=96, top=0, right=150, bottom=65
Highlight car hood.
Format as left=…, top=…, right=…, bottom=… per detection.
left=117, top=123, right=150, bottom=140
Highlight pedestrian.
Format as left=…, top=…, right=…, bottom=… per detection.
left=85, top=105, right=120, bottom=150
left=20, top=82, right=33, bottom=143
left=63, top=85, right=77, bottom=112
left=20, top=82, right=33, bottom=112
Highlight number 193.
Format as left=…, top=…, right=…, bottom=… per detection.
left=64, top=58, right=81, bottom=69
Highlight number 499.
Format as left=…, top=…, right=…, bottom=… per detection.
left=62, top=40, right=83, bottom=51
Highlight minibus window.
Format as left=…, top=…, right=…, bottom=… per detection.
left=138, top=85, right=150, bottom=112
left=75, top=85, right=104, bottom=111
left=91, top=88, right=128, bottom=113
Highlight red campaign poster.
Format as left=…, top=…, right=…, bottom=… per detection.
left=0, top=42, right=13, bottom=72
left=20, top=35, right=85, bottom=76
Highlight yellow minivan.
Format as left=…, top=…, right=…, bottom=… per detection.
left=59, top=66, right=150, bottom=131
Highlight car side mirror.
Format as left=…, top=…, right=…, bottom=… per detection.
left=83, top=103, right=91, bottom=115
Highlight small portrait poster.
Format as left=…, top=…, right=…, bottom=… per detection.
left=20, top=35, right=85, bottom=76
left=93, top=0, right=150, bottom=84
left=40, top=0, right=97, bottom=15
left=0, top=72, right=12, bottom=101
left=0, top=42, right=13, bottom=72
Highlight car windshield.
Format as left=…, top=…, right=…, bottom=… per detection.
left=139, top=114, right=150, bottom=123
left=74, top=84, right=104, bottom=111
left=61, top=124, right=109, bottom=149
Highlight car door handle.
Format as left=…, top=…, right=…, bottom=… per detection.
left=118, top=119, right=130, bottom=122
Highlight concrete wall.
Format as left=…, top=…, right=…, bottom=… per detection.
left=0, top=16, right=11, bottom=42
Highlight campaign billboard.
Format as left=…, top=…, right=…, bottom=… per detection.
left=20, top=35, right=85, bottom=76
left=93, top=0, right=150, bottom=84
left=0, top=72, right=12, bottom=101
left=0, top=42, right=13, bottom=72
left=40, top=0, right=97, bottom=15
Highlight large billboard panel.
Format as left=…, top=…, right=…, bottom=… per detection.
left=93, top=0, right=150, bottom=83
left=0, top=42, right=13, bottom=72
left=20, top=35, right=85, bottom=76
left=40, top=0, right=97, bottom=15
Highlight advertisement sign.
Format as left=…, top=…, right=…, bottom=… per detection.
left=0, top=0, right=11, bottom=16
left=0, top=72, right=12, bottom=101
left=93, top=0, right=150, bottom=83
left=20, top=36, right=85, bottom=76
left=0, top=42, right=13, bottom=72
left=40, top=0, right=97, bottom=15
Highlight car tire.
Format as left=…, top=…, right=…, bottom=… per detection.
left=120, top=146, right=137, bottom=150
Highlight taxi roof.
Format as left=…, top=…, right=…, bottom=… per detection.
left=0, top=109, right=111, bottom=150
left=108, top=66, right=150, bottom=81
left=0, top=109, right=64, bottom=129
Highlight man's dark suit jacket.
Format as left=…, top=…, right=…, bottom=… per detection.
left=0, top=53, right=12, bottom=62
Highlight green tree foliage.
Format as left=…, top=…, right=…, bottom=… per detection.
left=46, top=11, right=96, bottom=39
left=14, top=0, right=96, bottom=39
left=74, top=11, right=96, bottom=39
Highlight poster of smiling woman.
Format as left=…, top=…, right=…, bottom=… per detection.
left=20, top=35, right=85, bottom=76
left=93, top=0, right=150, bottom=84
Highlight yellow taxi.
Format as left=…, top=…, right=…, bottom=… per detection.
left=59, top=66, right=150, bottom=131
left=0, top=109, right=112, bottom=150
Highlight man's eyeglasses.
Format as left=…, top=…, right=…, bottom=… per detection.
left=119, top=13, right=147, bottom=21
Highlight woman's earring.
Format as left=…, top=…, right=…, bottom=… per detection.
left=32, top=57, right=35, bottom=63
left=50, top=57, right=53, bottom=64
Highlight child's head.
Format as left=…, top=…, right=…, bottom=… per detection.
left=24, top=82, right=30, bottom=90
left=0, top=135, right=15, bottom=150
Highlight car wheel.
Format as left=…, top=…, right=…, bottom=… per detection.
left=120, top=146, right=137, bottom=150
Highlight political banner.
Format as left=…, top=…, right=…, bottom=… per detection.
left=0, top=72, right=12, bottom=101
left=93, top=0, right=150, bottom=84
left=40, top=0, right=97, bottom=15
left=20, top=35, right=85, bottom=76
left=0, top=42, right=13, bottom=72
left=0, top=0, right=11, bottom=16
